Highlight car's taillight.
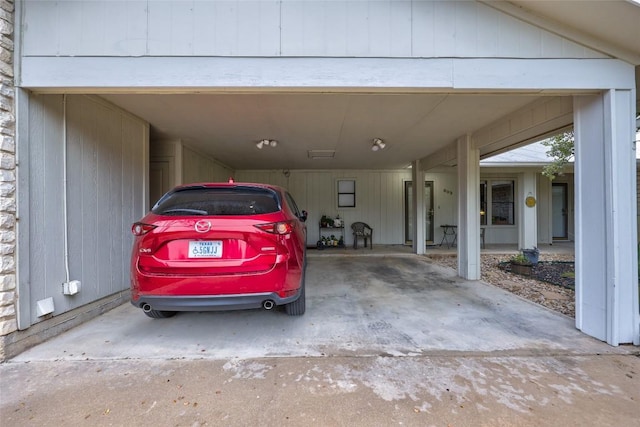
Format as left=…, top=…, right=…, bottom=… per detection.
left=255, top=221, right=293, bottom=235
left=132, top=222, right=157, bottom=236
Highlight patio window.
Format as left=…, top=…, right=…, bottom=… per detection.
left=337, top=179, right=356, bottom=208
left=480, top=179, right=515, bottom=226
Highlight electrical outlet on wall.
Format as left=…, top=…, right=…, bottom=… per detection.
left=62, top=280, right=81, bottom=295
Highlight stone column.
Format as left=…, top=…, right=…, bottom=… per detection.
left=0, top=0, right=16, bottom=356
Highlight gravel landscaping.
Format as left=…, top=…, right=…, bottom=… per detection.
left=427, top=253, right=576, bottom=318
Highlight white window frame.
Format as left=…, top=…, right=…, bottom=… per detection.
left=480, top=178, right=517, bottom=226
left=336, top=179, right=356, bottom=208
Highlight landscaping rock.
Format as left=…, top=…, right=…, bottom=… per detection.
left=428, top=253, right=576, bottom=318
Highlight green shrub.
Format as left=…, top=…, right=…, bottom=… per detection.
left=510, top=252, right=531, bottom=265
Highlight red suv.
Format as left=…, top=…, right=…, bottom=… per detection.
left=130, top=182, right=307, bottom=318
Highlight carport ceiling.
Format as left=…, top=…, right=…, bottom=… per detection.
left=101, top=92, right=545, bottom=170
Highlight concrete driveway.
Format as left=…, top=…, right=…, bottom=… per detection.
left=2, top=254, right=638, bottom=426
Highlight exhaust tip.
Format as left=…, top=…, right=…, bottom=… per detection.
left=142, top=303, right=152, bottom=313
left=262, top=300, right=275, bottom=310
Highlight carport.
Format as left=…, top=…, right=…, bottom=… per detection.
left=4, top=1, right=639, bottom=360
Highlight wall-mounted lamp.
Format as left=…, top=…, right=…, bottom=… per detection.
left=256, top=139, right=278, bottom=149
left=371, top=138, right=386, bottom=151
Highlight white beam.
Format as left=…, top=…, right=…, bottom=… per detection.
left=457, top=135, right=481, bottom=280
left=412, top=160, right=426, bottom=255
left=473, top=97, right=573, bottom=157
left=420, top=142, right=457, bottom=171
left=574, top=90, right=639, bottom=346
left=518, top=172, right=538, bottom=250
left=19, top=57, right=635, bottom=93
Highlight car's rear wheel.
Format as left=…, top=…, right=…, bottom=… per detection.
left=143, top=309, right=177, bottom=319
left=284, top=284, right=305, bottom=315
left=285, top=262, right=306, bottom=316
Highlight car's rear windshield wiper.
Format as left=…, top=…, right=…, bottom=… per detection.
left=160, top=208, right=208, bottom=216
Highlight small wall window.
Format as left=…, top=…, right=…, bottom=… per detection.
left=491, top=180, right=515, bottom=225
left=480, top=179, right=515, bottom=226
left=337, top=179, right=356, bottom=208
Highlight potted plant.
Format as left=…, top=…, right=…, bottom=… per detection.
left=510, top=252, right=533, bottom=276
left=521, top=247, right=539, bottom=265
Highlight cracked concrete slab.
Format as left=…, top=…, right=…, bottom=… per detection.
left=1, top=255, right=638, bottom=425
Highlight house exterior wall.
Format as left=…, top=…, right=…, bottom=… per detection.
left=236, top=169, right=494, bottom=248
left=15, top=94, right=147, bottom=331
left=149, top=139, right=235, bottom=205
left=235, top=168, right=562, bottom=248
left=21, top=0, right=609, bottom=60
left=236, top=169, right=413, bottom=246
left=182, top=145, right=234, bottom=185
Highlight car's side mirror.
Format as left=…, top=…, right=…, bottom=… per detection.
left=300, top=210, right=308, bottom=222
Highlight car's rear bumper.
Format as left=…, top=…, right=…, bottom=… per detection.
left=131, top=289, right=301, bottom=312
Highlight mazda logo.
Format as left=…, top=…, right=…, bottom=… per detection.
left=194, top=220, right=212, bottom=233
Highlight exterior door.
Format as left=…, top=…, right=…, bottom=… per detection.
left=404, top=181, right=434, bottom=244
left=149, top=161, right=170, bottom=208
left=149, top=158, right=173, bottom=207
left=552, top=183, right=568, bottom=240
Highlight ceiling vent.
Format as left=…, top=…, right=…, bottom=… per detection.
left=308, top=150, right=336, bottom=160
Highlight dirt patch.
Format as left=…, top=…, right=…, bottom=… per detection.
left=501, top=260, right=575, bottom=289
left=427, top=253, right=576, bottom=318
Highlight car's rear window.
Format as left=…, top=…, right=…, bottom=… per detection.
left=152, top=187, right=281, bottom=216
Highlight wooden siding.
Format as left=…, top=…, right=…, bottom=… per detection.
left=182, top=145, right=234, bottom=184
left=21, top=1, right=608, bottom=60
left=473, top=97, right=574, bottom=156
left=149, top=139, right=234, bottom=194
left=20, top=95, right=147, bottom=326
left=234, top=169, right=467, bottom=246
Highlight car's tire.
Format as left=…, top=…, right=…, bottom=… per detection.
left=285, top=261, right=306, bottom=316
left=285, top=285, right=305, bottom=316
left=144, top=309, right=177, bottom=319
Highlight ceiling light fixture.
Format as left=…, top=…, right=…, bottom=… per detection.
left=256, top=139, right=277, bottom=149
left=371, top=138, right=386, bottom=151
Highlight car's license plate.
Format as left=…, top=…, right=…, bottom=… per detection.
left=188, top=241, right=223, bottom=258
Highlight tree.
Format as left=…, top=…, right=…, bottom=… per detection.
left=541, top=130, right=574, bottom=181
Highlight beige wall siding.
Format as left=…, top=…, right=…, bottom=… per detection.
left=236, top=168, right=548, bottom=247
left=234, top=169, right=469, bottom=247
left=182, top=145, right=234, bottom=184
left=17, top=94, right=148, bottom=328
left=21, top=1, right=607, bottom=60
left=149, top=140, right=234, bottom=203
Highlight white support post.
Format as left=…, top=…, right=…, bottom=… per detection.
left=457, top=135, right=481, bottom=280
left=519, top=171, right=538, bottom=250
left=574, top=90, right=639, bottom=346
left=412, top=160, right=426, bottom=255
